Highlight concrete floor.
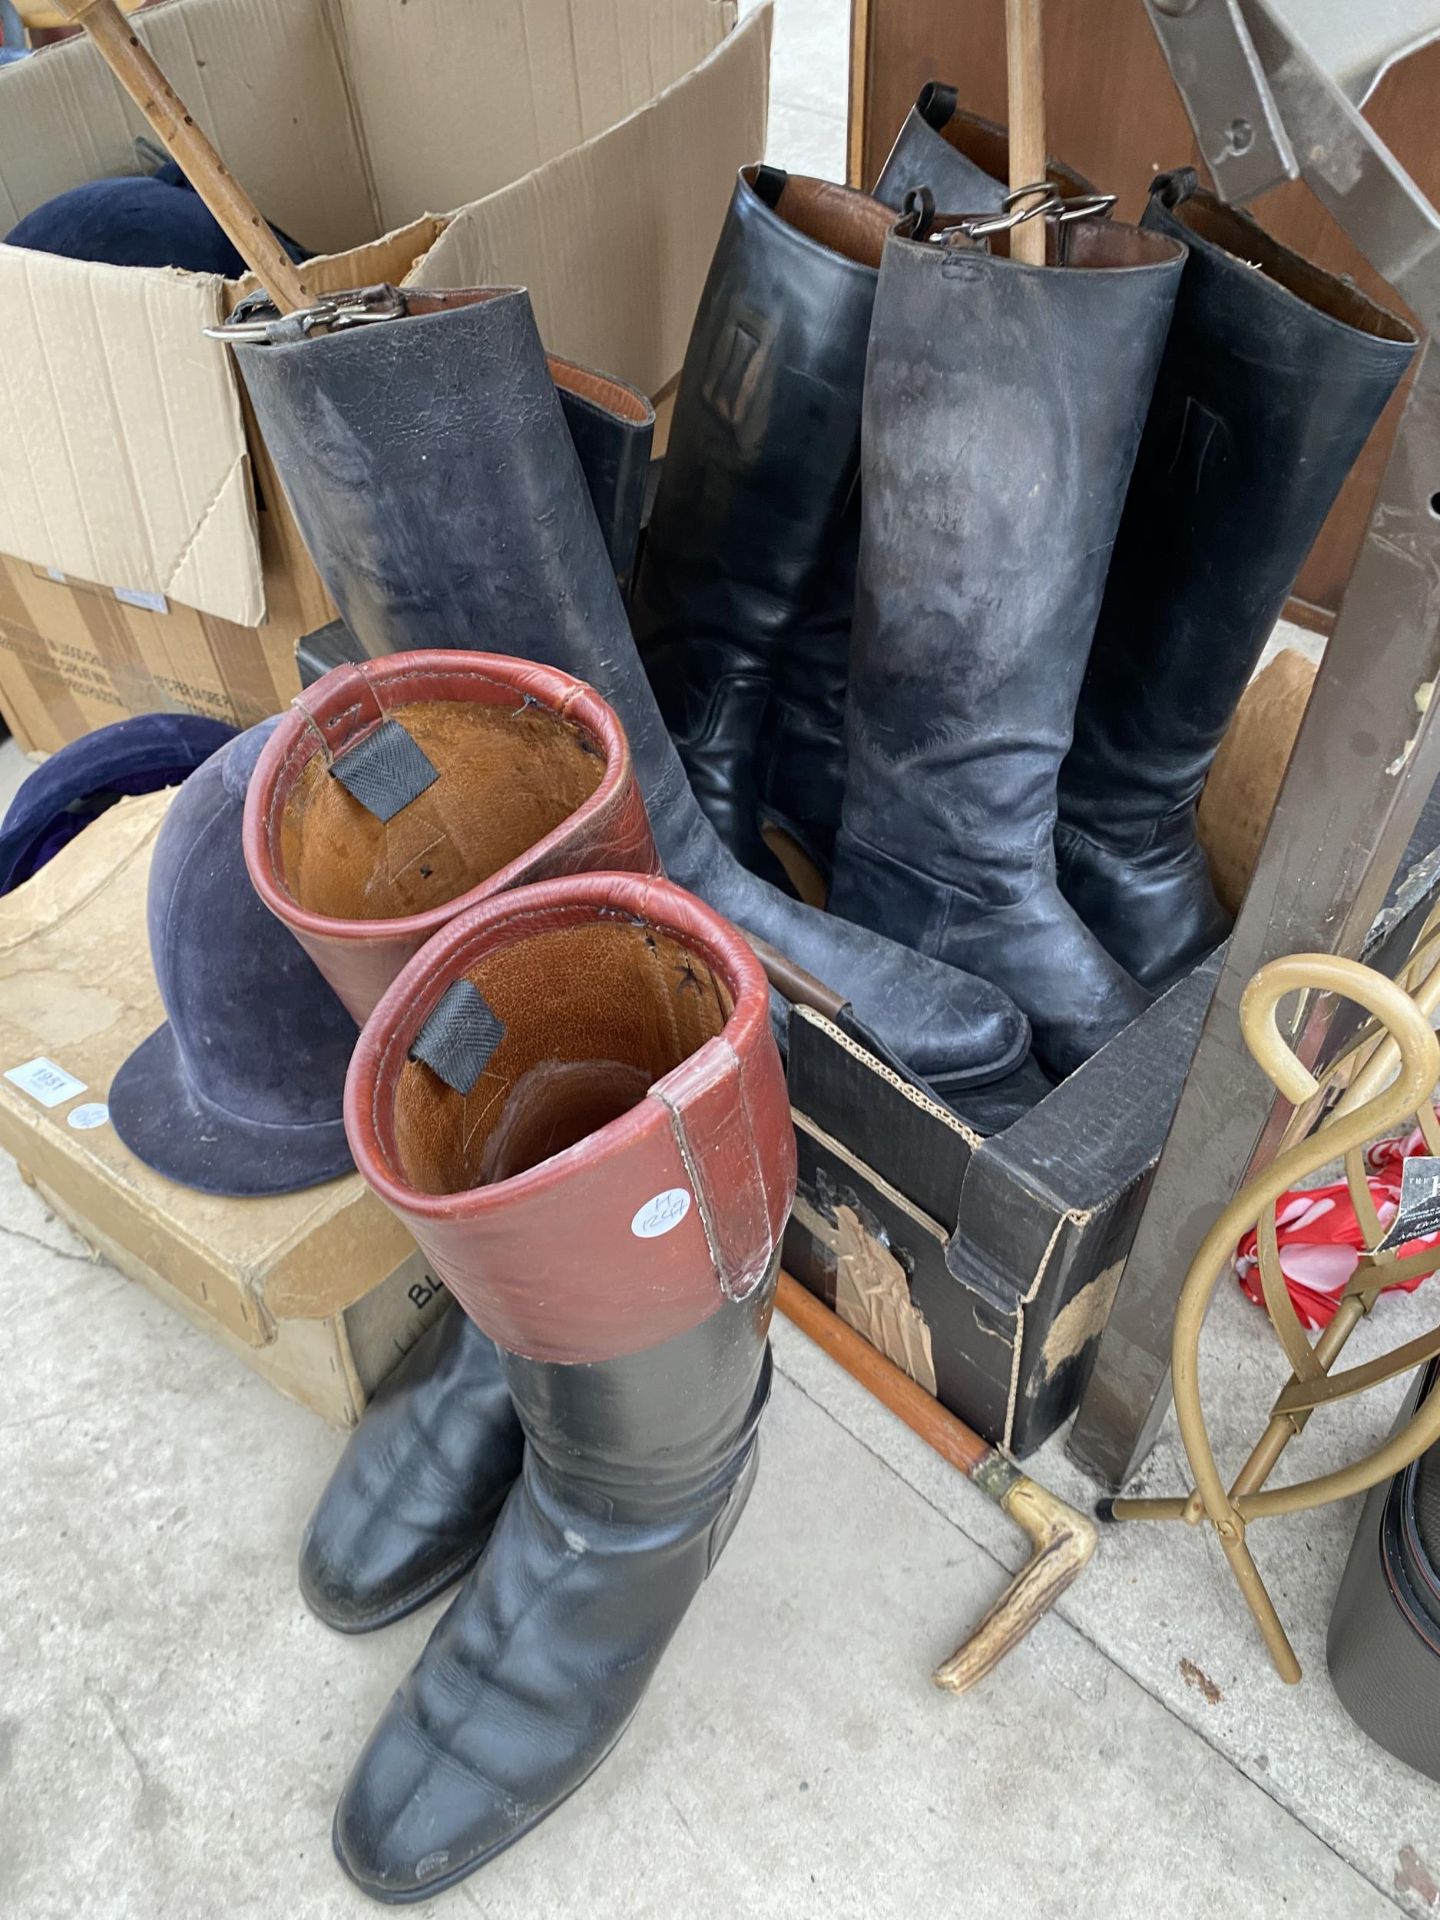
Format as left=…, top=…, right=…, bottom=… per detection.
left=5, top=3, right=1440, bottom=1913
left=4, top=1142, right=1438, bottom=1920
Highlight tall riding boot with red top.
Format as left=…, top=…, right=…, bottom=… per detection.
left=337, top=871, right=795, bottom=1902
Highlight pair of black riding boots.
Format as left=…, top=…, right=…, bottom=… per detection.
left=633, top=88, right=1417, bottom=1077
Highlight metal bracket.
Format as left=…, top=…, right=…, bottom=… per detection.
left=1070, top=0, right=1440, bottom=1488
left=1141, top=0, right=1296, bottom=203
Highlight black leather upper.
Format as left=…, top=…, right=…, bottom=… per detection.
left=299, top=1304, right=524, bottom=1633
left=332, top=1273, right=775, bottom=1901
left=555, top=372, right=653, bottom=592
left=829, top=214, right=1185, bottom=1077
left=227, top=285, right=1029, bottom=1092
left=633, top=166, right=881, bottom=879
left=1056, top=171, right=1417, bottom=991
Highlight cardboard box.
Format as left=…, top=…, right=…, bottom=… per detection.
left=0, top=788, right=452, bottom=1428
left=782, top=697, right=1440, bottom=1458
left=0, top=0, right=771, bottom=751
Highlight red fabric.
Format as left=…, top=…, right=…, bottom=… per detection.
left=1234, top=1119, right=1440, bottom=1329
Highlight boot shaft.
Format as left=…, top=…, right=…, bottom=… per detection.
left=345, top=872, right=796, bottom=1365
left=1061, top=170, right=1418, bottom=828
left=636, top=166, right=888, bottom=657
left=632, top=167, right=890, bottom=872
left=841, top=207, right=1184, bottom=899
left=501, top=1273, right=775, bottom=1520
left=874, top=82, right=1093, bottom=213
left=244, top=651, right=657, bottom=1023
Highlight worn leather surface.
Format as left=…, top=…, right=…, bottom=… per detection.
left=300, top=1303, right=524, bottom=1633
left=633, top=167, right=891, bottom=879
left=346, top=871, right=796, bottom=1364
left=1329, top=1359, right=1440, bottom=1783
left=228, top=284, right=1029, bottom=1092
left=244, top=651, right=657, bottom=1025
left=829, top=214, right=1184, bottom=1077
left=874, top=82, right=1094, bottom=211
left=333, top=1272, right=775, bottom=1901
left=1056, top=172, right=1418, bottom=991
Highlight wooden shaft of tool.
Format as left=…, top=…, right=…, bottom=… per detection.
left=54, top=0, right=307, bottom=312
left=746, top=935, right=846, bottom=1023
left=1005, top=0, right=1047, bottom=266
left=777, top=1271, right=989, bottom=1473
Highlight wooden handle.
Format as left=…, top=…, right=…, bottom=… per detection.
left=1005, top=0, right=1047, bottom=266
left=52, top=0, right=308, bottom=312
left=746, top=936, right=846, bottom=1022
left=777, top=1271, right=990, bottom=1475
left=932, top=1464, right=1097, bottom=1691
left=778, top=1271, right=1099, bottom=1693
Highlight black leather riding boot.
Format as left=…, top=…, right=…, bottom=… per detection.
left=828, top=207, right=1185, bottom=1077
left=300, top=1305, right=524, bottom=1632
left=334, top=1281, right=775, bottom=1901
left=1056, top=171, right=1418, bottom=990
left=873, top=80, right=1093, bottom=211
left=334, top=868, right=793, bottom=1902
left=632, top=166, right=889, bottom=881
left=223, top=285, right=1029, bottom=1094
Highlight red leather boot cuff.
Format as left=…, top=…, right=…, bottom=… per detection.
left=344, top=872, right=797, bottom=1364
left=242, top=650, right=657, bottom=1023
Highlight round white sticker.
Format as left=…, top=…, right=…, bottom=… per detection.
left=631, top=1188, right=692, bottom=1239
left=67, top=1102, right=111, bottom=1131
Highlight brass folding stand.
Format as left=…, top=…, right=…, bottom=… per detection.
left=1112, top=932, right=1440, bottom=1682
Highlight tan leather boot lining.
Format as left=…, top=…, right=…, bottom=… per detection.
left=935, top=109, right=1093, bottom=203
left=1172, top=192, right=1414, bottom=341
left=549, top=357, right=654, bottom=424
left=392, top=919, right=734, bottom=1195
left=278, top=700, right=605, bottom=922
left=772, top=176, right=892, bottom=270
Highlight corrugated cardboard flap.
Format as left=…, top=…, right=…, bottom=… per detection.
left=0, top=248, right=263, bottom=624
left=411, top=6, right=771, bottom=397
left=333, top=0, right=738, bottom=236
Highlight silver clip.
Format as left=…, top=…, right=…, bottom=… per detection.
left=205, top=285, right=408, bottom=344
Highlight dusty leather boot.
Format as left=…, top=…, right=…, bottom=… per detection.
left=223, top=284, right=1029, bottom=1096
left=632, top=166, right=890, bottom=881
left=873, top=80, right=1092, bottom=210
left=244, top=649, right=656, bottom=1025
left=246, top=650, right=654, bottom=1633
left=337, top=871, right=795, bottom=1901
left=1056, top=171, right=1418, bottom=990
left=828, top=202, right=1186, bottom=1077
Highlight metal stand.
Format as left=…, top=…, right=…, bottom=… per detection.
left=1070, top=0, right=1440, bottom=1487
left=1109, top=937, right=1440, bottom=1681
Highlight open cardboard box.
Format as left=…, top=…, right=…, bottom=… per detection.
left=782, top=651, right=1440, bottom=1456
left=0, top=788, right=449, bottom=1429
left=0, top=0, right=771, bottom=752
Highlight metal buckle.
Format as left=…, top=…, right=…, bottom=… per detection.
left=205, top=285, right=408, bottom=344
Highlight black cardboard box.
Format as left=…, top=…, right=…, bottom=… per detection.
left=785, top=788, right=1440, bottom=1458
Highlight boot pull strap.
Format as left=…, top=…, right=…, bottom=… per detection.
left=916, top=80, right=958, bottom=132
left=291, top=666, right=440, bottom=823
left=409, top=979, right=506, bottom=1095
left=751, top=165, right=789, bottom=210
left=1150, top=167, right=1198, bottom=212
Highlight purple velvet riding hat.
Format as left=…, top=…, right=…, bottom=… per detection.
left=109, top=719, right=357, bottom=1197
